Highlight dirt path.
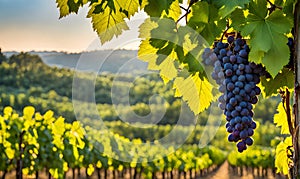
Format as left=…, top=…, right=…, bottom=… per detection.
left=202, top=161, right=285, bottom=179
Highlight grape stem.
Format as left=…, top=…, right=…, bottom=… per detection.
left=280, top=88, right=294, bottom=135
left=220, top=20, right=230, bottom=42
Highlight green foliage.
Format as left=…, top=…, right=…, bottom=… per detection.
left=188, top=1, right=226, bottom=44
left=55, top=0, right=297, bottom=116
left=144, top=0, right=175, bottom=17
left=261, top=68, right=294, bottom=97
left=0, top=106, right=227, bottom=178
left=232, top=1, right=293, bottom=77
left=228, top=146, right=275, bottom=169
left=213, top=0, right=250, bottom=18
left=0, top=106, right=84, bottom=178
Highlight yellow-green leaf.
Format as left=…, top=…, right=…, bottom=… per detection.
left=3, top=106, right=13, bottom=116
left=56, top=0, right=69, bottom=18
left=5, top=147, right=15, bottom=159
left=138, top=39, right=159, bottom=70
left=173, top=73, right=213, bottom=114
left=273, top=102, right=291, bottom=135
left=23, top=106, right=35, bottom=120
left=138, top=18, right=158, bottom=39
left=115, top=0, right=139, bottom=17
left=88, top=2, right=129, bottom=44
left=161, top=0, right=181, bottom=20
left=44, top=110, right=55, bottom=124
left=158, top=51, right=178, bottom=83
left=275, top=136, right=292, bottom=176
left=73, top=145, right=79, bottom=160
left=87, top=164, right=95, bottom=176
left=53, top=116, right=66, bottom=136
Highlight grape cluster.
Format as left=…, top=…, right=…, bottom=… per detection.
left=202, top=36, right=264, bottom=152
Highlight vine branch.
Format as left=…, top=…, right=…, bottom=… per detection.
left=176, top=0, right=199, bottom=26
left=293, top=0, right=300, bottom=177
left=220, top=20, right=230, bottom=42
left=280, top=88, right=294, bottom=135
left=266, top=0, right=283, bottom=12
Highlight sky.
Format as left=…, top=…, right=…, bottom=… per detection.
left=0, top=0, right=146, bottom=52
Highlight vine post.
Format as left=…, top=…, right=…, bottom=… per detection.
left=294, top=0, right=300, bottom=178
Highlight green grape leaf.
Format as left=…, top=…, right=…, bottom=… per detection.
left=88, top=2, right=129, bottom=44
left=173, top=73, right=213, bottom=114
left=144, top=0, right=175, bottom=17
left=261, top=68, right=294, bottom=97
left=213, top=0, right=250, bottom=18
left=239, top=1, right=293, bottom=77
left=188, top=2, right=226, bottom=45
left=230, top=9, right=246, bottom=31
left=275, top=136, right=292, bottom=176
left=273, top=102, right=291, bottom=135
left=282, top=0, right=297, bottom=17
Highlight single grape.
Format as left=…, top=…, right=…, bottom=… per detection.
left=239, top=49, right=248, bottom=58
left=228, top=134, right=235, bottom=142
left=227, top=83, right=235, bottom=91
left=238, top=75, right=246, bottom=82
left=233, top=87, right=240, bottom=95
left=235, top=81, right=244, bottom=88
left=239, top=89, right=246, bottom=97
left=229, top=98, right=238, bottom=106
left=235, top=116, right=242, bottom=123
left=226, top=103, right=234, bottom=111
left=224, top=63, right=233, bottom=70
left=250, top=121, right=257, bottom=129
left=238, top=64, right=245, bottom=70
left=225, top=69, right=233, bottom=77
left=230, top=55, right=237, bottom=63
left=231, top=75, right=238, bottom=82
left=217, top=42, right=225, bottom=49
left=247, top=128, right=254, bottom=136
left=233, top=45, right=241, bottom=52
left=236, top=38, right=244, bottom=46
left=244, top=84, right=252, bottom=93
left=245, top=137, right=253, bottom=146
left=239, top=130, right=248, bottom=139
left=227, top=36, right=235, bottom=44
left=220, top=49, right=227, bottom=56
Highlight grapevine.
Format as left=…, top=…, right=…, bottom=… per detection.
left=203, top=36, right=266, bottom=152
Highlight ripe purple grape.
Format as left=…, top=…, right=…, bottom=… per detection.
left=227, top=36, right=235, bottom=44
